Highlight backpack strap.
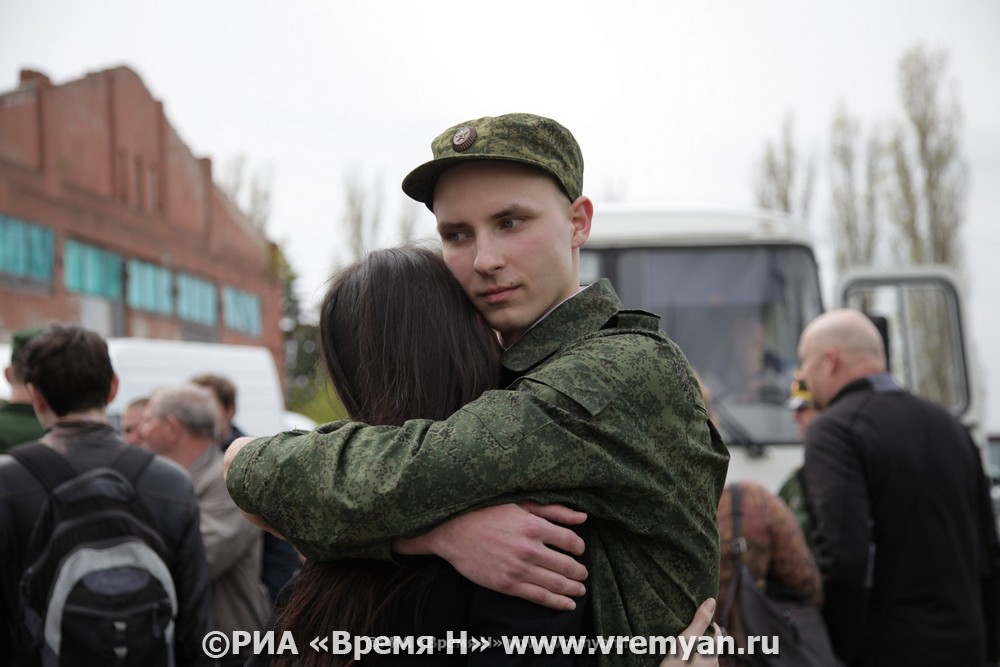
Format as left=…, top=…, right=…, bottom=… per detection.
left=107, top=444, right=156, bottom=485
left=730, top=482, right=745, bottom=562
left=9, top=441, right=156, bottom=490
left=7, top=441, right=78, bottom=491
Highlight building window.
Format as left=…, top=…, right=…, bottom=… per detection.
left=0, top=214, right=55, bottom=283
left=127, top=259, right=172, bottom=315
left=64, top=239, right=123, bottom=299
left=177, top=273, right=217, bottom=326
left=223, top=286, right=262, bottom=337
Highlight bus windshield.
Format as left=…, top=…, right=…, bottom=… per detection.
left=580, top=244, right=823, bottom=446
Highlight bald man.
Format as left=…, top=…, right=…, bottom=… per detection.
left=797, top=309, right=1000, bottom=666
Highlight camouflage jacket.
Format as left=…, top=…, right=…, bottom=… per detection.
left=228, top=279, right=729, bottom=665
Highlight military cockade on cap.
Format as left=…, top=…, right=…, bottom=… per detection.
left=402, top=113, right=584, bottom=210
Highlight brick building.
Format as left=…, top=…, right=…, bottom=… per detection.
left=0, top=66, right=285, bottom=376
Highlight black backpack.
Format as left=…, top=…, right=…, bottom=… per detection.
left=9, top=442, right=178, bottom=667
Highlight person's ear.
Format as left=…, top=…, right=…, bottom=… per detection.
left=107, top=374, right=119, bottom=404
left=25, top=383, right=49, bottom=417
left=4, top=367, right=13, bottom=384
left=162, top=414, right=186, bottom=442
left=568, top=195, right=593, bottom=249
left=824, top=347, right=839, bottom=374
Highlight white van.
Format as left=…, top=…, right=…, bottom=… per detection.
left=0, top=338, right=312, bottom=437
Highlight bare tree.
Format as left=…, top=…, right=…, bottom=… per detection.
left=754, top=113, right=815, bottom=220
left=218, top=154, right=341, bottom=420
left=336, top=170, right=420, bottom=269
left=829, top=104, right=883, bottom=273
left=885, top=44, right=967, bottom=266
left=219, top=154, right=274, bottom=232
left=882, top=45, right=967, bottom=405
left=397, top=203, right=417, bottom=246
left=341, top=171, right=384, bottom=266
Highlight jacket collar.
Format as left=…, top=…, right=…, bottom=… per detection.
left=829, top=372, right=901, bottom=405
left=502, top=278, right=623, bottom=375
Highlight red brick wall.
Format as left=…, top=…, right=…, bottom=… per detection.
left=0, top=66, right=286, bottom=393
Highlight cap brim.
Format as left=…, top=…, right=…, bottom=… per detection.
left=402, top=154, right=565, bottom=210
left=401, top=155, right=473, bottom=208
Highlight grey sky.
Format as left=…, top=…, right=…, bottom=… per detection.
left=2, top=0, right=998, bottom=429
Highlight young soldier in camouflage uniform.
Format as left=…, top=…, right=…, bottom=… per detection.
left=226, top=113, right=729, bottom=664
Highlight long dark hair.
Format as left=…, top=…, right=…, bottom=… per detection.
left=273, top=245, right=500, bottom=666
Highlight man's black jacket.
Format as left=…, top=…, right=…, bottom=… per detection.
left=803, top=374, right=1000, bottom=666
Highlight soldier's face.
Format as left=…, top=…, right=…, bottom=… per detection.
left=434, top=162, right=591, bottom=347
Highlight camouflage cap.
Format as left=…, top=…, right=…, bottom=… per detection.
left=401, top=113, right=584, bottom=210
left=10, top=326, right=42, bottom=365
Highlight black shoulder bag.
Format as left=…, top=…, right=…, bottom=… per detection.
left=722, top=482, right=838, bottom=667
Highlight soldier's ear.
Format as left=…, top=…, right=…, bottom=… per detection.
left=569, top=195, right=592, bottom=249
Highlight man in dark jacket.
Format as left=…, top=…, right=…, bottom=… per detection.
left=0, top=324, right=212, bottom=666
left=798, top=309, right=1000, bottom=666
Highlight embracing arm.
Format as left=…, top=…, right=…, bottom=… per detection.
left=394, top=501, right=589, bottom=610
left=226, top=400, right=612, bottom=560
left=225, top=332, right=728, bottom=638
left=224, top=425, right=593, bottom=610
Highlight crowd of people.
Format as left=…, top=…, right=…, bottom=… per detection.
left=1, top=112, right=998, bottom=667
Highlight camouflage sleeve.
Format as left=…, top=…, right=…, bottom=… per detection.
left=227, top=332, right=727, bottom=564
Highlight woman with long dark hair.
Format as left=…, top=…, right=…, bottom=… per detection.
left=266, top=245, right=586, bottom=666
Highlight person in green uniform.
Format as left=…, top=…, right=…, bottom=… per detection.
left=777, top=371, right=820, bottom=539
left=0, top=327, right=44, bottom=452
left=226, top=113, right=729, bottom=663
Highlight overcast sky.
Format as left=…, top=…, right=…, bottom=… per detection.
left=2, top=0, right=998, bottom=429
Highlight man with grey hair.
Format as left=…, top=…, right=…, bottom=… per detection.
left=142, top=384, right=270, bottom=667
left=798, top=309, right=1000, bottom=666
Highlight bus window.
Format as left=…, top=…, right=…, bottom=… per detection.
left=581, top=244, right=823, bottom=446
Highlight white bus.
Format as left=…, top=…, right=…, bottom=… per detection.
left=583, top=205, right=982, bottom=490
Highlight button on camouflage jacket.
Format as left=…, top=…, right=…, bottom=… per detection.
left=228, top=279, right=729, bottom=665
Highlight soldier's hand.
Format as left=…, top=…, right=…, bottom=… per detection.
left=659, top=598, right=720, bottom=666
left=222, top=436, right=255, bottom=481
left=403, top=502, right=589, bottom=610
left=224, top=436, right=283, bottom=537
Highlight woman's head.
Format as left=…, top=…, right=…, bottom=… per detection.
left=275, top=246, right=501, bottom=666
left=320, top=244, right=500, bottom=425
